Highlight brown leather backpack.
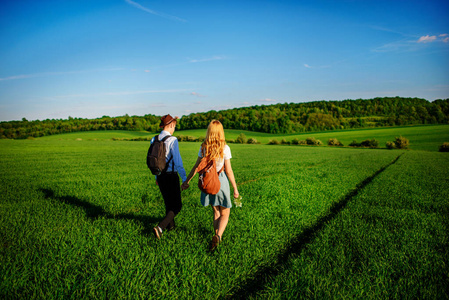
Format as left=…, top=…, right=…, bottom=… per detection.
left=196, top=157, right=224, bottom=195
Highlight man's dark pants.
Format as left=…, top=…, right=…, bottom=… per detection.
left=157, top=172, right=182, bottom=230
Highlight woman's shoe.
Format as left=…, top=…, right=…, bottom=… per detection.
left=210, top=235, right=221, bottom=251
left=153, top=226, right=162, bottom=239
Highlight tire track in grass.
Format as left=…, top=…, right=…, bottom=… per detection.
left=226, top=153, right=404, bottom=299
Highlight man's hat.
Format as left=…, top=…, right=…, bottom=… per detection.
left=159, top=114, right=179, bottom=127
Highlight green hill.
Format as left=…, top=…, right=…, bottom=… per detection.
left=1, top=97, right=448, bottom=139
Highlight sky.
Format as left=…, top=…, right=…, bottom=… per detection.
left=1, top=0, right=448, bottom=121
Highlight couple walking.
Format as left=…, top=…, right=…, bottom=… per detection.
left=151, top=114, right=239, bottom=250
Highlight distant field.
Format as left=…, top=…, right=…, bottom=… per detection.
left=1, top=135, right=448, bottom=298
left=39, top=124, right=449, bottom=152
left=40, top=130, right=151, bottom=140
left=181, top=125, right=449, bottom=152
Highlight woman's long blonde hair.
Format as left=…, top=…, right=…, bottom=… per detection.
left=201, top=120, right=226, bottom=161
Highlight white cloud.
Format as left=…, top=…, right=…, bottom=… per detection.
left=372, top=38, right=416, bottom=52
left=440, top=34, right=449, bottom=43
left=189, top=56, right=226, bottom=63
left=0, top=74, right=34, bottom=81
left=373, top=33, right=449, bottom=52
left=124, top=0, right=186, bottom=22
left=260, top=98, right=277, bottom=102
left=371, top=27, right=449, bottom=52
left=190, top=92, right=206, bottom=97
left=0, top=68, right=123, bottom=81
left=304, top=63, right=330, bottom=69
left=417, top=34, right=449, bottom=43
left=417, top=35, right=437, bottom=43
left=46, top=89, right=189, bottom=99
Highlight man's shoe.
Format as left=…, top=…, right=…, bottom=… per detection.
left=167, top=224, right=176, bottom=231
left=153, top=226, right=162, bottom=240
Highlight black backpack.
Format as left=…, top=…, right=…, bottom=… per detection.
left=147, top=135, right=173, bottom=175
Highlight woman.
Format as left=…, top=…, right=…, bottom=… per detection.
left=183, top=120, right=239, bottom=251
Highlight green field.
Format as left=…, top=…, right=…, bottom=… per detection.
left=1, top=126, right=448, bottom=299
left=39, top=124, right=449, bottom=152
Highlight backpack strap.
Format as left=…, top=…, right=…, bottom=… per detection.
left=160, top=135, right=175, bottom=172
left=200, top=155, right=225, bottom=175
left=160, top=135, right=172, bottom=142
left=164, top=156, right=173, bottom=172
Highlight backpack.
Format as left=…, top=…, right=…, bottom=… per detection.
left=195, top=157, right=224, bottom=195
left=147, top=135, right=172, bottom=175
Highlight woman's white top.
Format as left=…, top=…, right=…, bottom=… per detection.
left=198, top=144, right=232, bottom=171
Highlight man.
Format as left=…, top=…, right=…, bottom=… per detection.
left=152, top=114, right=187, bottom=239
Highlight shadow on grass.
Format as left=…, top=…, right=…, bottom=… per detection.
left=39, top=188, right=160, bottom=237
left=226, top=153, right=404, bottom=299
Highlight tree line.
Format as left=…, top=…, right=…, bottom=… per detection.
left=1, top=97, right=448, bottom=139
left=0, top=114, right=162, bottom=139
left=179, top=97, right=449, bottom=133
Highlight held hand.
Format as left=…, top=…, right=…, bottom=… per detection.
left=181, top=182, right=189, bottom=190
left=234, top=190, right=239, bottom=199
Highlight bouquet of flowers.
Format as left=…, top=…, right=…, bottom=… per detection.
left=234, top=195, right=243, bottom=207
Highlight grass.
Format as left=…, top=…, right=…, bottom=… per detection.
left=1, top=128, right=448, bottom=299
left=205, top=124, right=449, bottom=152
left=240, top=151, right=449, bottom=299
left=37, top=124, right=449, bottom=152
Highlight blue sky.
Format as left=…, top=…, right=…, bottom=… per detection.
left=1, top=0, right=448, bottom=121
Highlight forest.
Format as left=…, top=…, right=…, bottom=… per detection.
left=1, top=97, right=448, bottom=139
